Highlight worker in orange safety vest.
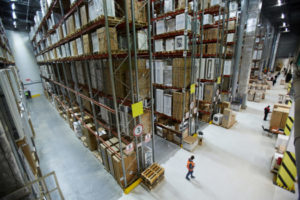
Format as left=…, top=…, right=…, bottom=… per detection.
left=186, top=155, right=195, bottom=180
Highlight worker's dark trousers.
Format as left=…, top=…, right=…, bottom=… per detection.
left=264, top=113, right=268, bottom=121
left=186, top=171, right=194, bottom=179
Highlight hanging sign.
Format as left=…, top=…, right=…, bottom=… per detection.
left=131, top=101, right=144, bottom=118
left=133, top=124, right=144, bottom=137
left=145, top=133, right=151, bottom=143
left=125, top=143, right=134, bottom=153
left=190, top=83, right=196, bottom=94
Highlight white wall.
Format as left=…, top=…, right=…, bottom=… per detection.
left=6, top=30, right=43, bottom=95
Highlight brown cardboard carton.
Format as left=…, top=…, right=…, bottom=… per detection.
left=172, top=92, right=189, bottom=121
left=16, top=137, right=37, bottom=175
left=97, top=27, right=118, bottom=53
left=273, top=103, right=291, bottom=110
left=204, top=84, right=214, bottom=101
left=112, top=151, right=137, bottom=187
left=82, top=124, right=98, bottom=151
left=80, top=4, right=89, bottom=26
left=220, top=101, right=230, bottom=114
left=83, top=34, right=92, bottom=54
left=141, top=110, right=152, bottom=134
left=67, top=15, right=75, bottom=35
left=270, top=107, right=290, bottom=129
left=71, top=40, right=78, bottom=56
left=228, top=21, right=235, bottom=30
left=115, top=0, right=146, bottom=22
left=172, top=58, right=191, bottom=88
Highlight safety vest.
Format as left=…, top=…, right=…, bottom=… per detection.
left=187, top=159, right=195, bottom=171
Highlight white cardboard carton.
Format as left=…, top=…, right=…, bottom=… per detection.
left=138, top=29, right=148, bottom=50
left=176, top=13, right=191, bottom=31
left=155, top=89, right=164, bottom=113
left=165, top=38, right=175, bottom=51
left=155, top=39, right=164, bottom=52
left=156, top=20, right=166, bottom=35
left=163, top=94, right=172, bottom=116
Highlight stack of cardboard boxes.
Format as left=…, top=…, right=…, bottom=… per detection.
left=247, top=82, right=268, bottom=102
left=270, top=104, right=290, bottom=130
left=221, top=108, right=236, bottom=128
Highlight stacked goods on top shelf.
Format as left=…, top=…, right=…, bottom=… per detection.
left=0, top=19, right=14, bottom=65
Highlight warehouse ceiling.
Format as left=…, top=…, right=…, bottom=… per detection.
left=262, top=0, right=300, bottom=34
left=0, top=0, right=40, bottom=31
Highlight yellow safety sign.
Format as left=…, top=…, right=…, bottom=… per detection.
left=131, top=101, right=144, bottom=118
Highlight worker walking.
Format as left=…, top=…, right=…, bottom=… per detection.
left=264, top=105, right=270, bottom=121
left=186, top=155, right=195, bottom=180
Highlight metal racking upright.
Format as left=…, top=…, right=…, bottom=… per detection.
left=31, top=0, right=156, bottom=190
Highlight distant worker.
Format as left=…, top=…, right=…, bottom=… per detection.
left=272, top=77, right=276, bottom=86
left=186, top=155, right=195, bottom=180
left=264, top=105, right=270, bottom=121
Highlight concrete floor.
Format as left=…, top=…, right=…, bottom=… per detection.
left=29, top=75, right=297, bottom=200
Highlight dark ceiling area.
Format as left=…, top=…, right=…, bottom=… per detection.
left=0, top=0, right=40, bottom=31
left=262, top=0, right=300, bottom=58
left=262, top=0, right=300, bottom=34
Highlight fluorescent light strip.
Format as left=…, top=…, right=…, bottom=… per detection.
left=11, top=3, right=15, bottom=10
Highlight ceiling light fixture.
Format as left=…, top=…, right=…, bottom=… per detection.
left=11, top=3, right=15, bottom=10
left=281, top=13, right=285, bottom=19
left=277, top=0, right=282, bottom=6
left=283, top=22, right=286, bottom=27
left=13, top=21, right=16, bottom=26
left=12, top=11, right=17, bottom=19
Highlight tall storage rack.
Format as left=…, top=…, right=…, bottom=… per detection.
left=195, top=0, right=239, bottom=124
left=150, top=0, right=201, bottom=146
left=31, top=0, right=155, bottom=189
left=0, top=19, right=14, bottom=67
left=251, top=26, right=264, bottom=78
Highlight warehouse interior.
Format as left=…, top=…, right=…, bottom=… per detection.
left=0, top=0, right=300, bottom=199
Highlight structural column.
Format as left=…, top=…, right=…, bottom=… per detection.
left=237, top=0, right=262, bottom=108
left=269, top=31, right=281, bottom=72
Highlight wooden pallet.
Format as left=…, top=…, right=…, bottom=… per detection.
left=141, top=163, right=164, bottom=186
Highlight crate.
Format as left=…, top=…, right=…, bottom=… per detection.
left=141, top=163, right=164, bottom=190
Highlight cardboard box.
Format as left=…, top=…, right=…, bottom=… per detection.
left=166, top=18, right=176, bottom=32
left=163, top=94, right=172, bottom=116
left=204, top=84, right=214, bottom=101
left=172, top=58, right=191, bottom=88
left=174, top=35, right=189, bottom=50
left=155, top=60, right=164, bottom=84
left=97, top=27, right=118, bottom=53
left=203, top=14, right=213, bottom=25
left=270, top=107, right=289, bottom=129
left=67, top=15, right=75, bottom=35
left=273, top=103, right=291, bottom=110
left=16, top=137, right=37, bottom=175
left=166, top=38, right=175, bottom=51
left=82, top=124, right=98, bottom=151
left=220, top=101, right=230, bottom=114
left=99, top=141, right=112, bottom=171
left=83, top=34, right=92, bottom=54
left=222, top=108, right=236, bottom=128
left=164, top=0, right=174, bottom=13
left=176, top=13, right=191, bottom=31
left=91, top=31, right=99, bottom=53
left=80, top=4, right=89, bottom=26
left=183, top=136, right=198, bottom=152
left=74, top=10, right=81, bottom=30
left=156, top=20, right=166, bottom=35
left=172, top=92, right=189, bottom=121
left=71, top=40, right=78, bottom=56
left=112, top=151, right=137, bottom=187
left=138, top=29, right=148, bottom=50
left=155, top=89, right=164, bottom=113
left=76, top=38, right=83, bottom=55
left=163, top=65, right=172, bottom=86
left=155, top=39, right=164, bottom=52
